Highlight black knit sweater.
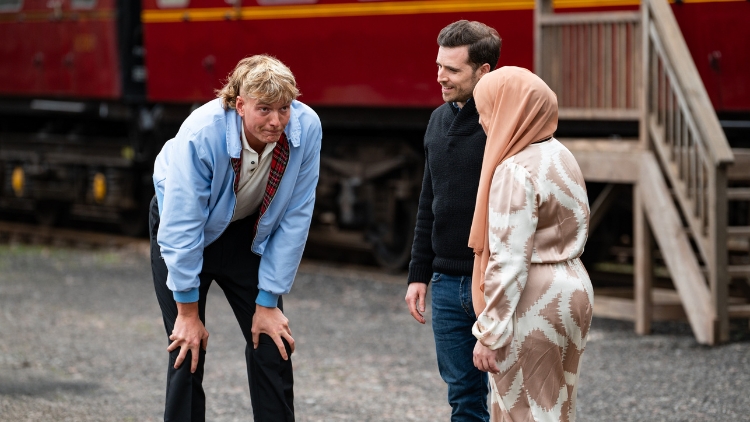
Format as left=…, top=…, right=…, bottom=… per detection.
left=407, top=99, right=486, bottom=284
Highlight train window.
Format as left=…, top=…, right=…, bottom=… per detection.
left=156, top=0, right=189, bottom=8
left=71, top=0, right=96, bottom=9
left=0, top=0, right=22, bottom=13
left=257, top=0, right=317, bottom=4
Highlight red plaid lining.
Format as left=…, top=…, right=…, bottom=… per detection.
left=230, top=156, right=242, bottom=193
left=230, top=133, right=289, bottom=195
left=256, top=133, right=289, bottom=230
left=229, top=133, right=290, bottom=231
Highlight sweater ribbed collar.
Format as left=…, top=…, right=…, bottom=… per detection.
left=446, top=98, right=480, bottom=137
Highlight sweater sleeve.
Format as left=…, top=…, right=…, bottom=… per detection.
left=407, top=145, right=435, bottom=284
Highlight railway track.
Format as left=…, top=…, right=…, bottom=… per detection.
left=0, top=220, right=390, bottom=272
left=0, top=220, right=149, bottom=253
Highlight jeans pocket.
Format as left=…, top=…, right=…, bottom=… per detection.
left=430, top=272, right=442, bottom=284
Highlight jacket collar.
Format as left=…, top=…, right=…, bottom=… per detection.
left=226, top=106, right=242, bottom=159
left=284, top=100, right=302, bottom=148
left=226, top=100, right=302, bottom=159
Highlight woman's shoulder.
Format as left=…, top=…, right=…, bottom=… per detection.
left=501, top=141, right=548, bottom=176
left=494, top=154, right=535, bottom=187
left=509, top=138, right=574, bottom=168
left=493, top=140, right=566, bottom=189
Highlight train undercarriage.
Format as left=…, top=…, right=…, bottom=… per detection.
left=0, top=98, right=166, bottom=235
left=2, top=96, right=748, bottom=272
left=0, top=100, right=431, bottom=268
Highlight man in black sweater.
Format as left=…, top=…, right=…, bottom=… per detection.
left=405, top=20, right=501, bottom=422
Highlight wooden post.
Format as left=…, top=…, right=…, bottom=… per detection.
left=711, top=166, right=730, bottom=343
left=636, top=2, right=653, bottom=336
left=640, top=0, right=650, bottom=150
left=535, top=0, right=553, bottom=76
left=634, top=184, right=653, bottom=335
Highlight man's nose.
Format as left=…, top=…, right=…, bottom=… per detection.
left=437, top=68, right=446, bottom=82
left=269, top=112, right=280, bottom=127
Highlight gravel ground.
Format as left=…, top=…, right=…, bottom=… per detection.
left=0, top=245, right=748, bottom=421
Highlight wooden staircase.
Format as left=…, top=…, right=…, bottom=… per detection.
left=536, top=0, right=748, bottom=344
left=725, top=151, right=750, bottom=321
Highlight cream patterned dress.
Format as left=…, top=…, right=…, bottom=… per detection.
left=472, top=139, right=593, bottom=422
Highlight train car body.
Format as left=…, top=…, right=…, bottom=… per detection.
left=139, top=0, right=749, bottom=112
left=0, top=0, right=748, bottom=266
left=140, top=0, right=535, bottom=107
left=0, top=0, right=120, bottom=99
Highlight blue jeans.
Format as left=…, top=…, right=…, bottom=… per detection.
left=431, top=272, right=490, bottom=422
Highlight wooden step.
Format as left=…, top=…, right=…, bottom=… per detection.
left=727, top=237, right=749, bottom=252
left=727, top=226, right=750, bottom=237
left=728, top=149, right=750, bottom=181
left=595, top=288, right=750, bottom=320
left=728, top=265, right=750, bottom=278
left=727, top=188, right=750, bottom=201
left=729, top=304, right=750, bottom=319
left=593, top=288, right=686, bottom=322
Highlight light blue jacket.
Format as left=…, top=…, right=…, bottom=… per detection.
left=153, top=98, right=321, bottom=307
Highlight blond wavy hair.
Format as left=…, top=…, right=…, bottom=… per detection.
left=217, top=55, right=300, bottom=110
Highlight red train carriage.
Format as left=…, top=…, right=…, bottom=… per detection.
left=0, top=0, right=121, bottom=99
left=0, top=0, right=147, bottom=232
left=140, top=0, right=534, bottom=106
left=0, top=0, right=748, bottom=267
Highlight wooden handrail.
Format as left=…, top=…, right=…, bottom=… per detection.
left=643, top=0, right=728, bottom=255
left=642, top=0, right=731, bottom=343
left=644, top=0, right=733, bottom=166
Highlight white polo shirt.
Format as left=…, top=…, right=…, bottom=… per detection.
left=231, top=127, right=275, bottom=222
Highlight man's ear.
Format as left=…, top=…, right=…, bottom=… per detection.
left=235, top=96, right=244, bottom=116
left=478, top=63, right=491, bottom=78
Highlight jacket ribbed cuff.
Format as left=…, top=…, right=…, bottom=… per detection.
left=173, top=288, right=199, bottom=303
left=256, top=290, right=280, bottom=308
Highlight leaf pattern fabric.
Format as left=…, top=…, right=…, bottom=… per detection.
left=472, top=139, right=593, bottom=422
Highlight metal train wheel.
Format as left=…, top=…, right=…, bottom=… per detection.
left=118, top=209, right=147, bottom=237
left=35, top=201, right=68, bottom=227
left=371, top=200, right=416, bottom=272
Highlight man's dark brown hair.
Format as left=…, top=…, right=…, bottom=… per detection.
left=437, top=20, right=502, bottom=71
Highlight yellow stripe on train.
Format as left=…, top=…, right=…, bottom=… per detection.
left=141, top=0, right=744, bottom=23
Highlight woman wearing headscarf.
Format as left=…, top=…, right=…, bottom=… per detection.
left=469, top=66, right=594, bottom=421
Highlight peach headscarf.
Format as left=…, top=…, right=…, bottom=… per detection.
left=469, top=66, right=558, bottom=316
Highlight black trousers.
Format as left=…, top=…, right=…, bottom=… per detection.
left=149, top=197, right=294, bottom=422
